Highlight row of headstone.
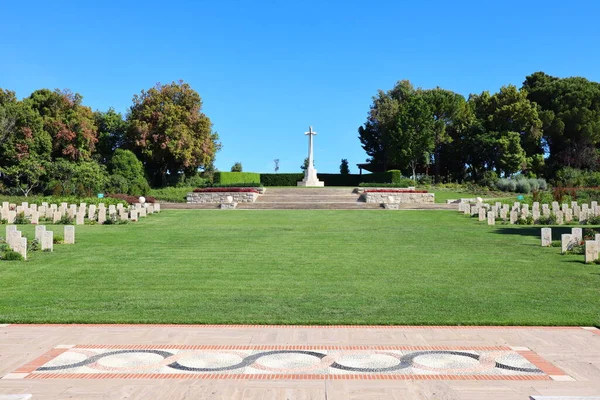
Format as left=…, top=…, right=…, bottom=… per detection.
left=541, top=227, right=600, bottom=263
left=4, top=225, right=27, bottom=259
left=1, top=201, right=160, bottom=224
left=3, top=224, right=77, bottom=260
left=460, top=201, right=599, bottom=226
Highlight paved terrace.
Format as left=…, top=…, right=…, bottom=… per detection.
left=1, top=324, right=599, bottom=399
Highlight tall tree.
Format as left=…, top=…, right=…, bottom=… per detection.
left=394, top=93, right=435, bottom=181
left=339, top=159, right=350, bottom=174
left=523, top=72, right=600, bottom=171
left=95, top=108, right=128, bottom=164
left=27, top=89, right=98, bottom=161
left=358, top=80, right=414, bottom=170
left=421, top=88, right=466, bottom=182
left=127, top=81, right=220, bottom=186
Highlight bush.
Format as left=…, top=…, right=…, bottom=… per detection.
left=260, top=173, right=304, bottom=186
left=106, top=174, right=130, bottom=195
left=214, top=172, right=260, bottom=185
left=2, top=250, right=23, bottom=261
left=193, top=188, right=259, bottom=193
left=147, top=187, right=190, bottom=203
left=14, top=212, right=27, bottom=224
left=212, top=183, right=262, bottom=188
left=515, top=179, right=531, bottom=194
left=108, top=149, right=150, bottom=196
left=178, top=174, right=207, bottom=188
left=57, top=214, right=74, bottom=225
left=538, top=214, right=557, bottom=225
left=496, top=177, right=547, bottom=194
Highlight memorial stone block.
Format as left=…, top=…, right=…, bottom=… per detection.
left=154, top=203, right=160, bottom=212
left=88, top=205, right=97, bottom=220
left=7, top=211, right=16, bottom=223
left=555, top=210, right=564, bottom=225
left=97, top=209, right=106, bottom=225
left=565, top=208, right=573, bottom=222
left=510, top=210, right=518, bottom=224
left=75, top=212, right=84, bottom=225
left=478, top=209, right=486, bottom=222
left=130, top=209, right=138, bottom=222
left=487, top=211, right=496, bottom=225
left=53, top=211, right=61, bottom=223
left=139, top=208, right=147, bottom=218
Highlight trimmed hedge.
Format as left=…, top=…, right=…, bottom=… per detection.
left=214, top=172, right=261, bottom=185
left=260, top=173, right=304, bottom=186
left=260, top=171, right=405, bottom=187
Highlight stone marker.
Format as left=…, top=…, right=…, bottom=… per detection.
left=30, top=203, right=37, bottom=212
left=565, top=208, right=573, bottom=223
left=580, top=209, right=589, bottom=224
left=8, top=230, right=22, bottom=250
left=41, top=231, right=53, bottom=252
left=596, top=234, right=600, bottom=248
left=130, top=209, right=138, bottom=222
left=561, top=234, right=573, bottom=254
left=64, top=225, right=75, bottom=244
left=53, top=211, right=61, bottom=223
left=574, top=205, right=581, bottom=218
left=154, top=203, right=160, bottom=213
left=562, top=204, right=568, bottom=212
left=108, top=205, right=116, bottom=216
left=297, top=126, right=325, bottom=186
left=572, top=228, right=583, bottom=244
left=30, top=211, right=39, bottom=224
left=16, top=206, right=24, bottom=215
left=500, top=208, right=507, bottom=220
left=478, top=209, right=486, bottom=222
left=119, top=210, right=128, bottom=221
left=13, top=237, right=27, bottom=260
left=5, top=225, right=17, bottom=246
left=510, top=210, right=518, bottom=224
left=7, top=211, right=16, bottom=223
left=470, top=205, right=478, bottom=216
left=2, top=201, right=8, bottom=209
left=88, top=205, right=97, bottom=221
left=585, top=240, right=599, bottom=263
left=35, top=225, right=46, bottom=242
left=541, top=228, right=552, bottom=247
left=147, top=205, right=154, bottom=214
left=97, top=209, right=106, bottom=225
left=139, top=207, right=147, bottom=218
left=555, top=210, right=564, bottom=225
left=117, top=203, right=124, bottom=211
left=75, top=212, right=85, bottom=225
left=487, top=211, right=496, bottom=226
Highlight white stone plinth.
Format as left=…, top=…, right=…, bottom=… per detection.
left=297, top=167, right=324, bottom=187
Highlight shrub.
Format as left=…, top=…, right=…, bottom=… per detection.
left=214, top=172, right=260, bottom=185
left=53, top=235, right=64, bottom=244
left=108, top=149, right=150, bottom=196
left=212, top=183, right=262, bottom=188
left=14, top=212, right=27, bottom=224
left=260, top=173, right=304, bottom=186
left=586, top=215, right=600, bottom=225
left=147, top=187, right=190, bottom=203
left=103, top=214, right=129, bottom=225
left=2, top=250, right=23, bottom=261
left=363, top=189, right=428, bottom=193
left=57, top=215, right=74, bottom=225
left=538, top=214, right=557, bottom=225
left=28, top=239, right=40, bottom=252
left=515, top=179, right=531, bottom=194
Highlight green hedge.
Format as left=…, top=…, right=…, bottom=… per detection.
left=214, top=172, right=261, bottom=185
left=260, top=173, right=304, bottom=186
left=260, top=170, right=404, bottom=186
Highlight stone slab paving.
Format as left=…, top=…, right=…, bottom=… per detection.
left=0, top=325, right=599, bottom=399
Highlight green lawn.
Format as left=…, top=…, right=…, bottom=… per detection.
left=1, top=210, right=598, bottom=325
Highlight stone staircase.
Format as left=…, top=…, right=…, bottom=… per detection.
left=162, top=188, right=458, bottom=210
left=237, top=188, right=381, bottom=210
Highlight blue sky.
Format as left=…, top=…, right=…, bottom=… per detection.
left=1, top=0, right=599, bottom=173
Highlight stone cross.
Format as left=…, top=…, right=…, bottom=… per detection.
left=297, top=126, right=324, bottom=187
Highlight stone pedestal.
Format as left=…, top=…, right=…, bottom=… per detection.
left=297, top=166, right=324, bottom=187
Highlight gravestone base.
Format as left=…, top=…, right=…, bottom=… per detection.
left=220, top=203, right=238, bottom=209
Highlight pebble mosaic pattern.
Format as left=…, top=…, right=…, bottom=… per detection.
left=9, top=345, right=561, bottom=380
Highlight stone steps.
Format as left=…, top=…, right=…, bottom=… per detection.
left=237, top=202, right=382, bottom=210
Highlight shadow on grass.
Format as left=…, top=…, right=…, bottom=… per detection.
left=493, top=226, right=576, bottom=240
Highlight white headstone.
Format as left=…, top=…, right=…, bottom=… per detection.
left=30, top=211, right=39, bottom=224
left=154, top=203, right=160, bottom=213
left=130, top=209, right=138, bottom=222
left=97, top=209, right=106, bottom=225
left=541, top=228, right=552, bottom=247
left=585, top=240, right=599, bottom=263
left=64, top=225, right=75, bottom=244
left=53, top=211, right=61, bottom=223
left=42, top=231, right=53, bottom=252
left=487, top=211, right=496, bottom=226
left=75, top=212, right=85, bottom=225
left=572, top=228, right=583, bottom=244
left=88, top=205, right=97, bottom=221
left=561, top=234, right=573, bottom=254
left=35, top=225, right=46, bottom=242
left=7, top=211, right=16, bottom=224
left=139, top=207, right=147, bottom=218
left=14, top=237, right=27, bottom=260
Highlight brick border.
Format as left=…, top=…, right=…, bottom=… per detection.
left=3, top=324, right=591, bottom=330
left=73, top=344, right=512, bottom=351
left=24, top=373, right=551, bottom=381
left=516, top=350, right=567, bottom=376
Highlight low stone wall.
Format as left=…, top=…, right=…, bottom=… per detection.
left=187, top=192, right=259, bottom=203
left=363, top=192, right=435, bottom=204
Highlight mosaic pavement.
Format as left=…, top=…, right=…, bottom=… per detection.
left=6, top=344, right=567, bottom=381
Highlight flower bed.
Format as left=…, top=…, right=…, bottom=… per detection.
left=193, top=188, right=259, bottom=194
left=363, top=189, right=428, bottom=193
